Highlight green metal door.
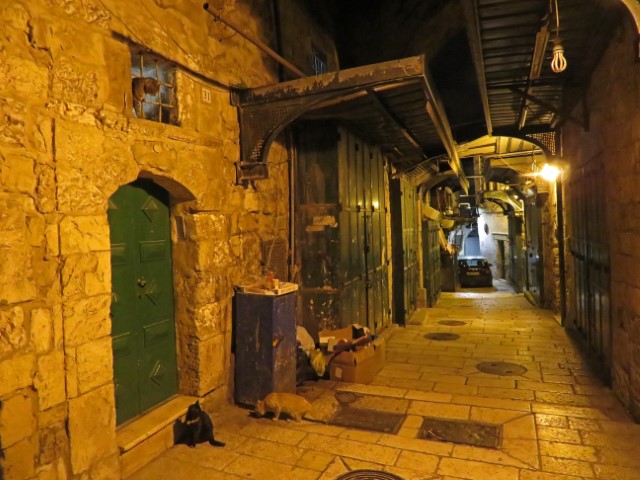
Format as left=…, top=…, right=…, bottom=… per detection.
left=108, top=179, right=178, bottom=425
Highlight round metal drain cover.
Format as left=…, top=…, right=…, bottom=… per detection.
left=335, top=391, right=359, bottom=404
left=424, top=333, right=460, bottom=341
left=336, top=471, right=405, bottom=480
left=438, top=320, right=467, bottom=326
left=477, top=361, right=528, bottom=376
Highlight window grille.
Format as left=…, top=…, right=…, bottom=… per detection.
left=310, top=44, right=328, bottom=76
left=130, top=50, right=177, bottom=125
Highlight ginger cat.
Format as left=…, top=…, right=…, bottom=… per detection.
left=255, top=393, right=312, bottom=422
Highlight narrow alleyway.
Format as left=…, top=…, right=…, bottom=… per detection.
left=128, top=293, right=640, bottom=480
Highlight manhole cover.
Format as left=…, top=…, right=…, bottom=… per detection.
left=424, top=333, right=460, bottom=341
left=476, top=361, right=528, bottom=376
left=418, top=417, right=501, bottom=449
left=438, top=320, right=467, bottom=326
left=336, top=471, right=405, bottom=480
left=335, top=391, right=359, bottom=404
left=330, top=407, right=404, bottom=434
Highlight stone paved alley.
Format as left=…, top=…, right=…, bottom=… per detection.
left=128, top=292, right=640, bottom=480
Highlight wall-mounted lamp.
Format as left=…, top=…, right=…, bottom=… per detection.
left=539, top=163, right=561, bottom=182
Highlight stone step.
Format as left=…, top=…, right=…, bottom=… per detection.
left=117, top=395, right=197, bottom=479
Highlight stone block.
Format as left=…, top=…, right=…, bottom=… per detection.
left=1, top=153, right=37, bottom=194
left=30, top=308, right=53, bottom=353
left=34, top=350, right=66, bottom=410
left=59, top=216, right=110, bottom=255
left=76, top=336, right=113, bottom=394
left=89, top=452, right=120, bottom=480
left=68, top=384, right=117, bottom=474
left=0, top=392, right=36, bottom=448
left=2, top=437, right=36, bottom=480
left=197, top=334, right=227, bottom=394
left=61, top=252, right=111, bottom=300
left=62, top=295, right=111, bottom=347
left=193, top=302, right=223, bottom=339
left=0, top=305, right=26, bottom=354
left=38, top=417, right=68, bottom=466
left=52, top=304, right=63, bottom=350
left=197, top=239, right=232, bottom=271
left=51, top=57, right=101, bottom=107
left=26, top=213, right=45, bottom=247
left=0, top=245, right=36, bottom=305
left=45, top=224, right=59, bottom=257
left=193, top=212, right=228, bottom=241
left=0, top=354, right=35, bottom=397
left=36, top=164, right=57, bottom=213
left=0, top=56, right=49, bottom=102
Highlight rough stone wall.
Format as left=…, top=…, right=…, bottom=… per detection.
left=563, top=16, right=640, bottom=419
left=478, top=204, right=509, bottom=280
left=541, top=181, right=561, bottom=314
left=0, top=0, right=289, bottom=479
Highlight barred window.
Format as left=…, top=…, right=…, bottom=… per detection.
left=130, top=49, right=177, bottom=125
left=310, top=44, right=328, bottom=76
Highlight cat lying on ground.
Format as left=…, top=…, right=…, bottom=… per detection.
left=183, top=400, right=225, bottom=447
left=255, top=392, right=312, bottom=422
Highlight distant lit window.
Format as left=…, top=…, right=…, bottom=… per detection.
left=310, top=44, right=328, bottom=76
left=130, top=49, right=177, bottom=125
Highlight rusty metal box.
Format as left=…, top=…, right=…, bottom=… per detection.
left=234, top=291, right=297, bottom=406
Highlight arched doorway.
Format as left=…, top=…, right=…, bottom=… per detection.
left=108, top=178, right=178, bottom=425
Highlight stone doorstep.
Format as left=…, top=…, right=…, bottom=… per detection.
left=117, top=395, right=198, bottom=477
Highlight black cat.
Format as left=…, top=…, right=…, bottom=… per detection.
left=183, top=401, right=225, bottom=448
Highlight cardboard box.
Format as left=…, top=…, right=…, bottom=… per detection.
left=320, top=326, right=386, bottom=384
left=330, top=345, right=378, bottom=383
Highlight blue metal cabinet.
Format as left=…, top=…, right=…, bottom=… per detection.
left=234, top=291, right=297, bottom=406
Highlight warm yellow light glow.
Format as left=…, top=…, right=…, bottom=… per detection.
left=539, top=163, right=560, bottom=182
left=372, top=201, right=379, bottom=209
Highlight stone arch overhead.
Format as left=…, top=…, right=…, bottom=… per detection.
left=620, top=0, right=640, bottom=34
left=137, top=170, right=196, bottom=203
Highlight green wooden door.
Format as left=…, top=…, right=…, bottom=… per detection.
left=108, top=179, right=178, bottom=425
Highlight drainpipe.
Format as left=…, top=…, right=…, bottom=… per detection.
left=556, top=175, right=566, bottom=325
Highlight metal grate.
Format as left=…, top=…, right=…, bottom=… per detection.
left=527, top=131, right=556, bottom=156
left=261, top=238, right=288, bottom=281
left=419, top=417, right=501, bottom=449
left=336, top=471, right=405, bottom=480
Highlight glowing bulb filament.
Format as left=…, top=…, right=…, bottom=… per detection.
left=551, top=38, right=567, bottom=73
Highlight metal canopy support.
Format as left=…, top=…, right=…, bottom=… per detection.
left=233, top=55, right=469, bottom=194
left=419, top=70, right=469, bottom=194
left=508, top=87, right=587, bottom=130
left=463, top=0, right=492, bottom=136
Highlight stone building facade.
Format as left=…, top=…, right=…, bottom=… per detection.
left=563, top=15, right=640, bottom=419
left=0, top=1, right=332, bottom=479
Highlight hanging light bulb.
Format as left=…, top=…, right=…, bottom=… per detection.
left=551, top=37, right=567, bottom=73
left=550, top=0, right=567, bottom=73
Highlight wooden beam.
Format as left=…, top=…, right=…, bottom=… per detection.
left=508, top=87, right=586, bottom=129
left=463, top=0, right=493, bottom=136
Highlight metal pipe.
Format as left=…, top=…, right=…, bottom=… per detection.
left=203, top=3, right=305, bottom=79
left=556, top=175, right=566, bottom=325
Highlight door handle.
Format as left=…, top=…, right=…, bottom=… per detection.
left=137, top=278, right=147, bottom=288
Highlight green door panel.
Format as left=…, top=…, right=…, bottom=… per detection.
left=108, top=179, right=178, bottom=425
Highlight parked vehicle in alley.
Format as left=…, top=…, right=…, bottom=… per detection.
left=458, top=256, right=493, bottom=288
